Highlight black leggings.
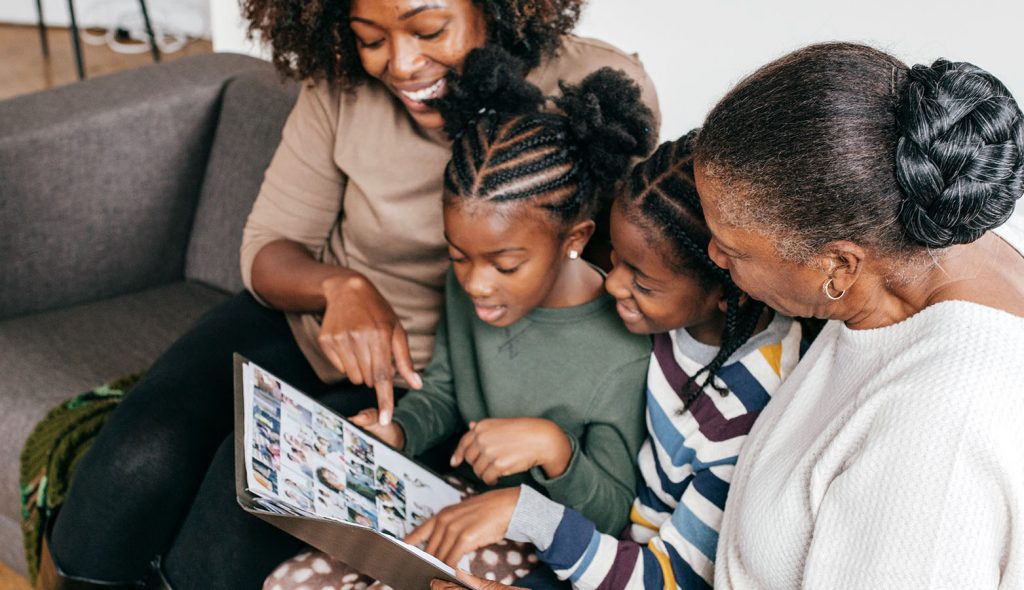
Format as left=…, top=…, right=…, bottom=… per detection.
left=50, top=292, right=385, bottom=588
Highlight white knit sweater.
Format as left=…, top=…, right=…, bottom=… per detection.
left=716, top=215, right=1024, bottom=589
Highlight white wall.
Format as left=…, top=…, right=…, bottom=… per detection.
left=211, top=0, right=1024, bottom=141
left=573, top=0, right=1024, bottom=140
left=210, top=0, right=266, bottom=56
left=2, top=0, right=209, bottom=38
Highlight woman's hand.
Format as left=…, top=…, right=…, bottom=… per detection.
left=431, top=570, right=525, bottom=590
left=449, top=418, right=572, bottom=484
left=318, top=272, right=423, bottom=425
left=405, top=487, right=520, bottom=567
left=350, top=408, right=406, bottom=449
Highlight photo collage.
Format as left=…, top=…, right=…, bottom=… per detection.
left=242, top=361, right=464, bottom=540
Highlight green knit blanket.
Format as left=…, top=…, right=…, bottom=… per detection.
left=19, top=374, right=140, bottom=583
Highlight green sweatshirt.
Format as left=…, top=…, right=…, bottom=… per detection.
left=392, top=270, right=650, bottom=534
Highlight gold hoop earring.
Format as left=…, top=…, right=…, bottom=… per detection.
left=568, top=250, right=580, bottom=260
left=822, top=278, right=846, bottom=301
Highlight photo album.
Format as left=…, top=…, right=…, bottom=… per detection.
left=231, top=354, right=471, bottom=589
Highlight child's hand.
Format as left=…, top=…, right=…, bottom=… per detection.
left=406, top=487, right=520, bottom=567
left=350, top=408, right=406, bottom=450
left=450, top=418, right=572, bottom=484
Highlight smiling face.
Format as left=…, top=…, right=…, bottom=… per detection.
left=605, top=202, right=724, bottom=337
left=349, top=0, right=487, bottom=129
left=444, top=200, right=581, bottom=327
left=695, top=160, right=832, bottom=319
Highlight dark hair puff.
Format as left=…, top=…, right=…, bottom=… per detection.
left=241, top=0, right=583, bottom=87
left=429, top=45, right=546, bottom=139
left=896, top=59, right=1024, bottom=248
left=556, top=67, right=658, bottom=185
left=435, top=47, right=654, bottom=224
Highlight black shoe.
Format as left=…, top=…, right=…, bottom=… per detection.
left=36, top=533, right=145, bottom=590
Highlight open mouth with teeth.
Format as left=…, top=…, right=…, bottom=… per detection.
left=394, top=78, right=447, bottom=112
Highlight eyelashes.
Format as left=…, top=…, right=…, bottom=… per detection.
left=416, top=26, right=446, bottom=40
left=353, top=25, right=448, bottom=49
left=632, top=277, right=653, bottom=295
left=448, top=256, right=522, bottom=275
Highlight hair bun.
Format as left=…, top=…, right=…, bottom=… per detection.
left=555, top=67, right=657, bottom=185
left=430, top=45, right=546, bottom=140
left=894, top=58, right=1024, bottom=248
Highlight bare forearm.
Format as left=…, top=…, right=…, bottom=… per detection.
left=249, top=240, right=356, bottom=312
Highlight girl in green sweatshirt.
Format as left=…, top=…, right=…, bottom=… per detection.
left=347, top=46, right=658, bottom=579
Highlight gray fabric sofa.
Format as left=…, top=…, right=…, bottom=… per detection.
left=0, top=53, right=299, bottom=575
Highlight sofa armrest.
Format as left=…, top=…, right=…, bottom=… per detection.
left=0, top=53, right=271, bottom=320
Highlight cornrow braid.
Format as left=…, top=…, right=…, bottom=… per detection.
left=622, top=132, right=766, bottom=407
left=432, top=46, right=655, bottom=223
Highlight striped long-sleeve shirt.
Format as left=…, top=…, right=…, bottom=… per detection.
left=506, top=314, right=804, bottom=589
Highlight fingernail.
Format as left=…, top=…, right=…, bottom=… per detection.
left=379, top=410, right=391, bottom=426
left=449, top=456, right=457, bottom=467
left=412, top=373, right=423, bottom=389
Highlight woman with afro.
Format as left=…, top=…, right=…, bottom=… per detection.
left=41, top=1, right=660, bottom=589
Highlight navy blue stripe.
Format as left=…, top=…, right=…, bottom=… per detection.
left=666, top=542, right=713, bottom=590
left=715, top=362, right=771, bottom=412
left=539, top=508, right=597, bottom=570
left=636, top=480, right=675, bottom=515
left=640, top=548, right=665, bottom=589
left=691, top=468, right=730, bottom=511
left=651, top=455, right=692, bottom=503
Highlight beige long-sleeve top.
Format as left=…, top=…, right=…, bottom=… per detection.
left=241, top=35, right=661, bottom=383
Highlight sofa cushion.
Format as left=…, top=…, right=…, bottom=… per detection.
left=0, top=54, right=269, bottom=320
left=0, top=281, right=227, bottom=574
left=184, top=69, right=299, bottom=293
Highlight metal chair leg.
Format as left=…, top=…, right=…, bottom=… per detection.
left=66, top=0, right=85, bottom=79
left=34, top=0, right=50, bottom=57
left=137, top=0, right=161, bottom=62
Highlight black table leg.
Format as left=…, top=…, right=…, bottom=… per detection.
left=137, top=0, right=161, bottom=62
left=66, top=0, right=85, bottom=79
left=35, top=0, right=50, bottom=57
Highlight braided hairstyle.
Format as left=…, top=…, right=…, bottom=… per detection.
left=621, top=132, right=766, bottom=406
left=430, top=46, right=656, bottom=224
left=895, top=59, right=1024, bottom=248
left=695, top=42, right=1024, bottom=264
left=242, top=0, right=583, bottom=88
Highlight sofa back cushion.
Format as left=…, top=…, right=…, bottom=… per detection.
left=184, top=69, right=299, bottom=293
left=0, top=53, right=280, bottom=320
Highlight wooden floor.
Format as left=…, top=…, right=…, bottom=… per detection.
left=0, top=23, right=212, bottom=101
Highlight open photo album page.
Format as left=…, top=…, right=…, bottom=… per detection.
left=242, top=360, right=464, bottom=539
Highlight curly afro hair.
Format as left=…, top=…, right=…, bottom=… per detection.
left=241, top=0, right=585, bottom=87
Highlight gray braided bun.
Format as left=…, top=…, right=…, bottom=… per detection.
left=895, top=59, right=1024, bottom=248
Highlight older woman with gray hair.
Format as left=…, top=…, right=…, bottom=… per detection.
left=694, top=43, right=1024, bottom=588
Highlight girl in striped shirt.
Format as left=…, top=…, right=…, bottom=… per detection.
left=501, top=132, right=806, bottom=589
